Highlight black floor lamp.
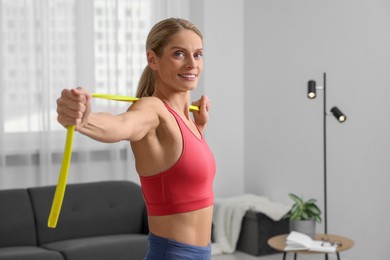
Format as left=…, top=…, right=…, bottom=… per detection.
left=307, top=73, right=347, bottom=235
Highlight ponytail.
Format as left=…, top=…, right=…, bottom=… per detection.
left=136, top=66, right=155, bottom=98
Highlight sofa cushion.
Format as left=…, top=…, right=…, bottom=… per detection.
left=0, top=189, right=37, bottom=247
left=28, top=181, right=147, bottom=245
left=43, top=234, right=148, bottom=260
left=0, top=246, right=63, bottom=260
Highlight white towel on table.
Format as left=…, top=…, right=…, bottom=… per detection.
left=211, top=194, right=290, bottom=256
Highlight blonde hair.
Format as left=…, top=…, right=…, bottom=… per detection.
left=136, top=18, right=203, bottom=98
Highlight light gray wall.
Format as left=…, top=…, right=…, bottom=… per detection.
left=199, top=0, right=246, bottom=197
left=242, top=1, right=390, bottom=260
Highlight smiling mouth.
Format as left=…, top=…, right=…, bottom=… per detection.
left=178, top=74, right=197, bottom=80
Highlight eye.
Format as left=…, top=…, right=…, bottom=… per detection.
left=174, top=51, right=185, bottom=58
left=194, top=52, right=203, bottom=59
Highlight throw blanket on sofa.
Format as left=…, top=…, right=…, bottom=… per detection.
left=211, top=194, right=290, bottom=256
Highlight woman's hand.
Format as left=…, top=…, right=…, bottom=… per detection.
left=192, top=95, right=210, bottom=133
left=56, top=87, right=91, bottom=130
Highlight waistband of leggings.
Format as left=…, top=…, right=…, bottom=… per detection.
left=148, top=232, right=211, bottom=251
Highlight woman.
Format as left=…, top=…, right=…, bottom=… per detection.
left=56, top=18, right=215, bottom=260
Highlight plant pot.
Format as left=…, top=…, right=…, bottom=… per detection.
left=290, top=219, right=316, bottom=239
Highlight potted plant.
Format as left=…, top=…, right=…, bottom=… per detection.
left=283, top=193, right=322, bottom=238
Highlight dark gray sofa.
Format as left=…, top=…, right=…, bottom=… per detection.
left=0, top=181, right=149, bottom=260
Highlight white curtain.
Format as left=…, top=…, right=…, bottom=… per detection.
left=0, top=0, right=190, bottom=190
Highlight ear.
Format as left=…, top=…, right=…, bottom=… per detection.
left=147, top=50, right=158, bottom=70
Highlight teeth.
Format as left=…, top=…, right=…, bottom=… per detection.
left=180, top=74, right=195, bottom=78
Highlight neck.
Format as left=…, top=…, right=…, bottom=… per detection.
left=153, top=89, right=191, bottom=119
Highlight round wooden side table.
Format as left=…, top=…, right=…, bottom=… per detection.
left=268, top=233, right=354, bottom=260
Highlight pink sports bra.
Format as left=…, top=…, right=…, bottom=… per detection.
left=139, top=102, right=216, bottom=216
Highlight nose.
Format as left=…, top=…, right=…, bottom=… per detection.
left=186, top=56, right=196, bottom=69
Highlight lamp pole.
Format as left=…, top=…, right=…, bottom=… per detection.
left=323, top=72, right=328, bottom=235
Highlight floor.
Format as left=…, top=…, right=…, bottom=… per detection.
left=212, top=251, right=282, bottom=260
left=212, top=251, right=332, bottom=260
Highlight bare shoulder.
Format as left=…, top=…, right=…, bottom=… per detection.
left=126, top=96, right=172, bottom=126
left=127, top=96, right=165, bottom=112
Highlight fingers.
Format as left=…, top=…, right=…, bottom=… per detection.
left=192, top=95, right=210, bottom=112
left=191, top=95, right=210, bottom=131
left=57, top=87, right=91, bottom=128
left=201, top=95, right=210, bottom=112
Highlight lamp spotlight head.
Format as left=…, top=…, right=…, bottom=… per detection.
left=307, top=80, right=316, bottom=99
left=330, top=107, right=347, bottom=123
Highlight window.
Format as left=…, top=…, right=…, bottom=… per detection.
left=0, top=0, right=151, bottom=149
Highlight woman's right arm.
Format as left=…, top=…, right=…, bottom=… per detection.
left=56, top=88, right=160, bottom=143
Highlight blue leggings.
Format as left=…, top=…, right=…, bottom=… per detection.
left=144, top=232, right=211, bottom=260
